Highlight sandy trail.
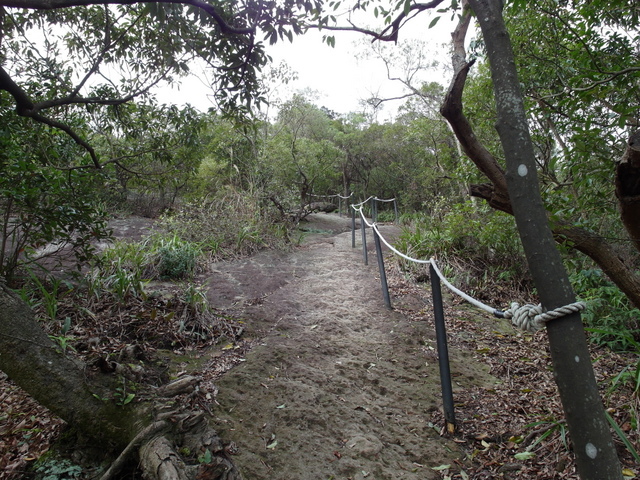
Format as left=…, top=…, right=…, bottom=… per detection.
left=200, top=214, right=496, bottom=480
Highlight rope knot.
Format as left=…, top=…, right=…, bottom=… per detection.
left=503, top=301, right=586, bottom=332
left=505, top=302, right=544, bottom=332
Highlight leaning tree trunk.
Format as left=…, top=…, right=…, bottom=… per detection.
left=0, top=282, right=240, bottom=480
left=465, top=1, right=622, bottom=479
left=0, top=281, right=141, bottom=449
left=440, top=2, right=640, bottom=310
left=615, top=130, right=640, bottom=252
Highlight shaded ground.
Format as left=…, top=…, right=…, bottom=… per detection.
left=198, top=214, right=496, bottom=479
left=1, top=213, right=638, bottom=479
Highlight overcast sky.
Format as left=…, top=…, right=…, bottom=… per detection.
left=265, top=17, right=456, bottom=117
left=158, top=11, right=458, bottom=120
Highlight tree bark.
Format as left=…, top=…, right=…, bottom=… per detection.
left=0, top=282, right=141, bottom=450
left=0, top=283, right=239, bottom=479
left=615, top=130, right=640, bottom=251
left=442, top=3, right=640, bottom=310
left=466, top=1, right=622, bottom=479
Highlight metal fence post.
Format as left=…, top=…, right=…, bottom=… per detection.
left=373, top=198, right=378, bottom=223
left=351, top=207, right=356, bottom=248
left=360, top=213, right=368, bottom=265
left=429, top=263, right=456, bottom=433
left=393, top=199, right=399, bottom=223
left=373, top=227, right=392, bottom=309
left=370, top=197, right=376, bottom=223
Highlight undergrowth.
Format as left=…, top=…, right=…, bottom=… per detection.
left=569, top=268, right=640, bottom=351
left=396, top=200, right=532, bottom=304
left=159, top=186, right=293, bottom=261
left=397, top=199, right=640, bottom=457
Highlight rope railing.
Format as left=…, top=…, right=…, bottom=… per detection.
left=350, top=201, right=586, bottom=433
left=308, top=192, right=353, bottom=199
left=351, top=196, right=399, bottom=223
left=351, top=196, right=375, bottom=209
left=308, top=192, right=354, bottom=216
left=356, top=206, right=586, bottom=333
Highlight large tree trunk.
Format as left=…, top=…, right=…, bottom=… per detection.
left=0, top=282, right=239, bottom=479
left=615, top=130, right=640, bottom=252
left=463, top=1, right=622, bottom=478
left=440, top=4, right=640, bottom=310
left=0, top=282, right=141, bottom=449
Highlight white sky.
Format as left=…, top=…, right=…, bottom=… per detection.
left=265, top=19, right=455, bottom=118
left=159, top=11, right=458, bottom=120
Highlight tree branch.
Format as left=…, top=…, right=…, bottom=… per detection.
left=0, top=0, right=255, bottom=35
left=313, top=0, right=445, bottom=42
left=439, top=3, right=509, bottom=196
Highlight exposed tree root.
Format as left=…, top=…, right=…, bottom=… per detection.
left=99, top=420, right=169, bottom=480
left=140, top=436, right=189, bottom=480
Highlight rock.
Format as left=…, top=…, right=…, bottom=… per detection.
left=309, top=202, right=338, bottom=213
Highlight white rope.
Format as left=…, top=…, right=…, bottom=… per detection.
left=309, top=192, right=354, bottom=199
left=503, top=301, right=586, bottom=332
left=360, top=209, right=374, bottom=228
left=429, top=258, right=499, bottom=315
left=370, top=222, right=430, bottom=264
left=374, top=196, right=396, bottom=203
left=352, top=196, right=375, bottom=208
left=361, top=219, right=587, bottom=332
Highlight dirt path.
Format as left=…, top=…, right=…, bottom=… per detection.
left=203, top=214, right=496, bottom=480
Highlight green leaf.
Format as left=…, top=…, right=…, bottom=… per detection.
left=198, top=449, right=213, bottom=464
left=514, top=451, right=536, bottom=460
left=604, top=410, right=640, bottom=464
left=431, top=464, right=450, bottom=471
left=428, top=16, right=441, bottom=28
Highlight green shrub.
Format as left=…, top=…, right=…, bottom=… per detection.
left=155, top=234, right=200, bottom=280
left=570, top=268, right=640, bottom=351
left=395, top=201, right=530, bottom=298
left=34, top=458, right=82, bottom=480
left=375, top=209, right=397, bottom=223
left=87, top=240, right=148, bottom=300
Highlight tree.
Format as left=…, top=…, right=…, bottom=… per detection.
left=263, top=94, right=343, bottom=219
left=0, top=99, right=111, bottom=282
left=453, top=0, right=640, bottom=311
left=0, top=0, right=323, bottom=477
left=96, top=102, right=208, bottom=216
left=465, top=1, right=621, bottom=476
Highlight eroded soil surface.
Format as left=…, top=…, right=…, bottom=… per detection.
left=5, top=213, right=636, bottom=479
left=199, top=214, right=497, bottom=479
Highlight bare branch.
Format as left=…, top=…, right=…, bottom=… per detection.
left=440, top=6, right=509, bottom=193
left=313, top=0, right=445, bottom=43
left=0, top=0, right=255, bottom=35
left=367, top=92, right=414, bottom=109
